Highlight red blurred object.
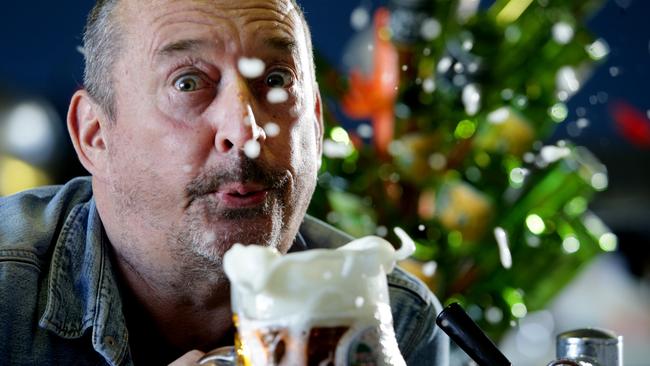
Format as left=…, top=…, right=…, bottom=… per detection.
left=341, top=8, right=399, bottom=158
left=610, top=100, right=650, bottom=148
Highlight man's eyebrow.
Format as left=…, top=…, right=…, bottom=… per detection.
left=154, top=39, right=212, bottom=59
left=153, top=37, right=296, bottom=60
left=263, top=36, right=297, bottom=53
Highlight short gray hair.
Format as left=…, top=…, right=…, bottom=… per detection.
left=82, top=0, right=314, bottom=122
left=83, top=0, right=121, bottom=121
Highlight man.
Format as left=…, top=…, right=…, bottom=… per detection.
left=0, top=0, right=449, bottom=365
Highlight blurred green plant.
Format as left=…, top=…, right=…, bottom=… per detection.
left=308, top=0, right=613, bottom=340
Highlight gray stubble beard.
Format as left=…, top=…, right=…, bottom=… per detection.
left=170, top=196, right=288, bottom=287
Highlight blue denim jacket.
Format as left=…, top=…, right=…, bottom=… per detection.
left=0, top=177, right=449, bottom=365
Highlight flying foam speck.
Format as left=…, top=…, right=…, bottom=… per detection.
left=238, top=57, right=265, bottom=79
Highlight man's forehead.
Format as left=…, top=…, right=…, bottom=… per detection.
left=119, top=0, right=299, bottom=26
left=118, top=0, right=305, bottom=53
left=122, top=0, right=295, bottom=9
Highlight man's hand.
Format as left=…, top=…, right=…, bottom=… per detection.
left=168, top=350, right=205, bottom=366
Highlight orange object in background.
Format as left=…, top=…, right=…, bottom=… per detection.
left=342, top=8, right=399, bottom=158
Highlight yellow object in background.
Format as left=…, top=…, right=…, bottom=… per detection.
left=0, top=155, right=51, bottom=196
left=474, top=107, right=535, bottom=157
left=437, top=181, right=494, bottom=242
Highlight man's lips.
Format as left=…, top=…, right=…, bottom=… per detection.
left=213, top=183, right=269, bottom=208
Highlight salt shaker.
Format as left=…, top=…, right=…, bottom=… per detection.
left=547, top=328, right=623, bottom=366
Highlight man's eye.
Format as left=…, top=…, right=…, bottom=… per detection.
left=265, top=69, right=293, bottom=88
left=174, top=75, right=206, bottom=92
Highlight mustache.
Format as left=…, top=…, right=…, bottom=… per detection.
left=185, top=154, right=289, bottom=199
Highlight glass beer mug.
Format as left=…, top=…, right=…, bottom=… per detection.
left=199, top=231, right=415, bottom=366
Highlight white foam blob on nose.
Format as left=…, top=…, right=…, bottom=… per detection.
left=243, top=140, right=261, bottom=159
left=267, top=88, right=289, bottom=103
left=264, top=122, right=280, bottom=137
left=238, top=57, right=265, bottom=78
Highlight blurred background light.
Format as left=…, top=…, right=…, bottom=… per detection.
left=1, top=101, right=57, bottom=165
left=526, top=214, right=546, bottom=235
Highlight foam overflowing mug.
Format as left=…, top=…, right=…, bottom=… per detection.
left=198, top=229, right=415, bottom=366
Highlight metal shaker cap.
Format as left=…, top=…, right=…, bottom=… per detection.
left=556, top=328, right=623, bottom=366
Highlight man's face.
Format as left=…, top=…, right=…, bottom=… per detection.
left=101, top=0, right=322, bottom=269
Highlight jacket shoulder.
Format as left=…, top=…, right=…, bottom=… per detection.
left=0, top=177, right=94, bottom=260
left=388, top=266, right=438, bottom=307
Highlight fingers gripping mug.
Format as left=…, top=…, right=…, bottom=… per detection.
left=199, top=230, right=415, bottom=366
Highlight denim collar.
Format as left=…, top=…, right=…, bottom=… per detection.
left=298, top=215, right=352, bottom=250
left=38, top=198, right=129, bottom=365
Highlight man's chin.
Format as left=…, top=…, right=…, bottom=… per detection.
left=204, top=214, right=279, bottom=247
left=186, top=227, right=275, bottom=273
left=218, top=206, right=272, bottom=221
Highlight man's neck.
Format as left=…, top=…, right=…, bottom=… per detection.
left=122, top=290, right=235, bottom=364
left=111, top=244, right=235, bottom=357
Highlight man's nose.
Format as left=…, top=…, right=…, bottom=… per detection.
left=212, top=77, right=266, bottom=153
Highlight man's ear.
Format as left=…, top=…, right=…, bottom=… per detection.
left=313, top=86, right=324, bottom=170
left=67, top=90, right=109, bottom=176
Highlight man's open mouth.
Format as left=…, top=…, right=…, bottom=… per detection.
left=216, top=183, right=269, bottom=208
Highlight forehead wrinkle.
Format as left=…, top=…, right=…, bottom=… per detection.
left=149, top=6, right=227, bottom=28
left=146, top=8, right=234, bottom=59
left=245, top=16, right=296, bottom=34
left=215, top=0, right=296, bottom=14
left=217, top=1, right=300, bottom=29
left=242, top=9, right=303, bottom=56
left=154, top=39, right=216, bottom=62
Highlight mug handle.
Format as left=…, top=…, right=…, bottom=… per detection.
left=197, top=346, right=236, bottom=366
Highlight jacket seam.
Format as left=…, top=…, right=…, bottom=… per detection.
left=0, top=249, right=42, bottom=269
left=40, top=204, right=85, bottom=337
left=403, top=300, right=430, bottom=356
left=93, top=227, right=129, bottom=366
left=387, top=273, right=433, bottom=356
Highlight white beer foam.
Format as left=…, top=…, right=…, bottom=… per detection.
left=224, top=235, right=413, bottom=321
